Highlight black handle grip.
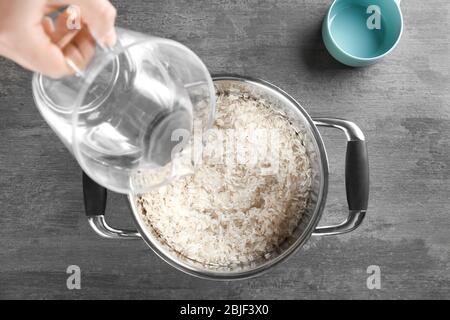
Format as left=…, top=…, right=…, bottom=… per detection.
left=345, top=140, right=369, bottom=211
left=82, top=172, right=107, bottom=217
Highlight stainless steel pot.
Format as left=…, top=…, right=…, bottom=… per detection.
left=83, top=75, right=369, bottom=280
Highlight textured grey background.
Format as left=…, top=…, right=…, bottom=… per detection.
left=0, top=0, right=449, bottom=299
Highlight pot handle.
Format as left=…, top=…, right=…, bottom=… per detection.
left=312, top=118, right=369, bottom=236
left=83, top=172, right=141, bottom=239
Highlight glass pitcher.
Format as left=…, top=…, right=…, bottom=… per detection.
left=32, top=28, right=215, bottom=194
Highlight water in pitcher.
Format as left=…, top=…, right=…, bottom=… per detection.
left=33, top=29, right=215, bottom=194
left=35, top=50, right=195, bottom=192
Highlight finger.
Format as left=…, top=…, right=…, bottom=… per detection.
left=63, top=43, right=84, bottom=73
left=25, top=26, right=73, bottom=77
left=55, top=9, right=79, bottom=46
left=41, top=11, right=96, bottom=75
left=43, top=9, right=79, bottom=47
left=42, top=16, right=55, bottom=35
left=63, top=26, right=96, bottom=71
left=72, top=26, right=96, bottom=61
left=48, top=0, right=117, bottom=46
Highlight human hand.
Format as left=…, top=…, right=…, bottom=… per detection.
left=0, top=0, right=117, bottom=78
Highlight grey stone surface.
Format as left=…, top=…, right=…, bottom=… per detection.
left=0, top=0, right=449, bottom=299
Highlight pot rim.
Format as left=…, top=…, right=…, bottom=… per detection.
left=128, top=74, right=330, bottom=280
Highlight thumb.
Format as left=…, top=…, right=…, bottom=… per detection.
left=0, top=25, right=72, bottom=78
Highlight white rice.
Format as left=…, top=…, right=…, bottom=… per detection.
left=137, top=89, right=313, bottom=267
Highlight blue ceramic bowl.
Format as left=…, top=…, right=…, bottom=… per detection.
left=322, top=0, right=403, bottom=67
